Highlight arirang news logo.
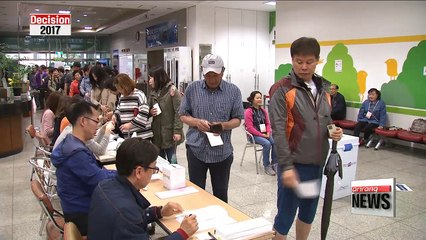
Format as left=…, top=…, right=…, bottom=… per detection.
left=351, top=185, right=391, bottom=210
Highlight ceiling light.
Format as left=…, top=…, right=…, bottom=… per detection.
left=35, top=8, right=40, bottom=12
left=59, top=10, right=71, bottom=14
left=83, top=14, right=87, bottom=17
left=84, top=26, right=92, bottom=30
left=76, top=19, right=81, bottom=22
left=263, top=1, right=276, bottom=6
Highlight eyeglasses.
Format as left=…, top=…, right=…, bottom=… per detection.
left=135, top=165, right=160, bottom=174
left=83, top=116, right=99, bottom=124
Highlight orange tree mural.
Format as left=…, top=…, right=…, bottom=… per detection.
left=381, top=40, right=426, bottom=109
left=322, top=43, right=360, bottom=102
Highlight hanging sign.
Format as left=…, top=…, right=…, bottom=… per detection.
left=30, top=14, right=72, bottom=36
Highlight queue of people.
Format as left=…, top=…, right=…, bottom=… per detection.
left=37, top=36, right=391, bottom=240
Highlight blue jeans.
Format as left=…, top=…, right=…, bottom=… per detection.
left=253, top=135, right=277, bottom=167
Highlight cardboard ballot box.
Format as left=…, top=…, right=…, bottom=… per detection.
left=320, top=134, right=359, bottom=200
left=162, top=164, right=186, bottom=190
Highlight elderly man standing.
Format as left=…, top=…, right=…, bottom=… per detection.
left=330, top=84, right=347, bottom=120
left=179, top=54, right=244, bottom=203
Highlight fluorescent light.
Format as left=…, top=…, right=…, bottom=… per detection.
left=76, top=19, right=81, bottom=22
left=59, top=10, right=71, bottom=14
left=84, top=26, right=92, bottom=30
left=83, top=14, right=87, bottom=17
left=35, top=8, right=40, bottom=12
left=263, top=1, right=276, bottom=6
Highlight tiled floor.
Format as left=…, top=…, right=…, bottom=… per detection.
left=1, top=110, right=426, bottom=239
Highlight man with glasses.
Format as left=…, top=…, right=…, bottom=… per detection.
left=51, top=101, right=116, bottom=236
left=88, top=138, right=199, bottom=239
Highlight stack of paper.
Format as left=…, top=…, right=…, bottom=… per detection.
left=176, top=205, right=236, bottom=232
left=155, top=186, right=199, bottom=199
left=216, top=217, right=273, bottom=240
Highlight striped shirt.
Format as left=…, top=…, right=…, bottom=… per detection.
left=115, top=89, right=153, bottom=139
left=179, top=79, right=244, bottom=163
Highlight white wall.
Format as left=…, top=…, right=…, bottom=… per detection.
left=275, top=1, right=426, bottom=128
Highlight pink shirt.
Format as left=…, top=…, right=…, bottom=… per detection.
left=244, top=107, right=272, bottom=137
left=41, top=109, right=55, bottom=140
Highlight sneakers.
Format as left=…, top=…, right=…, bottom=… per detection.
left=264, top=165, right=276, bottom=176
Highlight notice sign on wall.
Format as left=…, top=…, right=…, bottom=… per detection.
left=351, top=178, right=395, bottom=218
left=30, top=14, right=71, bottom=36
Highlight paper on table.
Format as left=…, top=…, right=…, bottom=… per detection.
left=295, top=179, right=320, bottom=199
left=216, top=217, right=273, bottom=240
left=205, top=132, right=223, bottom=147
left=155, top=186, right=198, bottom=199
left=176, top=205, right=236, bottom=232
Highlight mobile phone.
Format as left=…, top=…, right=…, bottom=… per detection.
left=327, top=124, right=337, bottom=135
left=210, top=123, right=223, bottom=134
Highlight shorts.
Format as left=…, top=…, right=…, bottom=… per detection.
left=274, top=163, right=323, bottom=235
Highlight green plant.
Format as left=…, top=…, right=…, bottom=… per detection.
left=1, top=43, right=31, bottom=87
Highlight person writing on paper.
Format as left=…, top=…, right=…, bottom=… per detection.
left=148, top=66, right=184, bottom=162
left=88, top=138, right=198, bottom=239
left=244, top=91, right=277, bottom=176
left=179, top=54, right=244, bottom=203
left=269, top=37, right=343, bottom=240
left=51, top=101, right=117, bottom=236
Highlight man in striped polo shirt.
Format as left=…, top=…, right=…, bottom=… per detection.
left=179, top=54, right=244, bottom=203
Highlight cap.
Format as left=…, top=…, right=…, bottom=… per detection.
left=64, top=66, right=71, bottom=71
left=72, top=61, right=81, bottom=68
left=201, top=54, right=224, bottom=75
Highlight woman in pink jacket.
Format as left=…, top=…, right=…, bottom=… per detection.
left=244, top=91, right=277, bottom=176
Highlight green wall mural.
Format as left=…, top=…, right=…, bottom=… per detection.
left=381, top=40, right=426, bottom=109
left=322, top=43, right=360, bottom=102
left=275, top=63, right=292, bottom=82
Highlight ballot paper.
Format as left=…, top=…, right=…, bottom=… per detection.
left=153, top=103, right=162, bottom=115
left=155, top=186, right=199, bottom=199
left=215, top=217, right=273, bottom=240
left=206, top=132, right=223, bottom=147
left=295, top=179, right=320, bottom=199
left=176, top=205, right=236, bottom=232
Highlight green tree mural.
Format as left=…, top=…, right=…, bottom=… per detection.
left=322, top=43, right=360, bottom=102
left=381, top=40, right=426, bottom=109
left=275, top=63, right=292, bottom=82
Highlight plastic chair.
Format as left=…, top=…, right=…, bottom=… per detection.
left=31, top=179, right=64, bottom=239
left=64, top=222, right=85, bottom=240
left=240, top=125, right=263, bottom=174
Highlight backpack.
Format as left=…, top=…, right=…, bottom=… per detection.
left=410, top=118, right=426, bottom=134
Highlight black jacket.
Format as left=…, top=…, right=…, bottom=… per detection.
left=331, top=92, right=346, bottom=120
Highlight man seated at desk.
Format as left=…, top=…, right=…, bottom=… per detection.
left=51, top=101, right=116, bottom=236
left=88, top=138, right=199, bottom=239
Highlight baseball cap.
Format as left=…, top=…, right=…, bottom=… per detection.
left=201, top=54, right=224, bottom=75
left=64, top=66, right=71, bottom=71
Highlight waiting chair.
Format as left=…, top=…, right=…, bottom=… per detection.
left=31, top=179, right=64, bottom=239
left=64, top=222, right=86, bottom=240
left=240, top=125, right=263, bottom=174
left=29, top=157, right=58, bottom=235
